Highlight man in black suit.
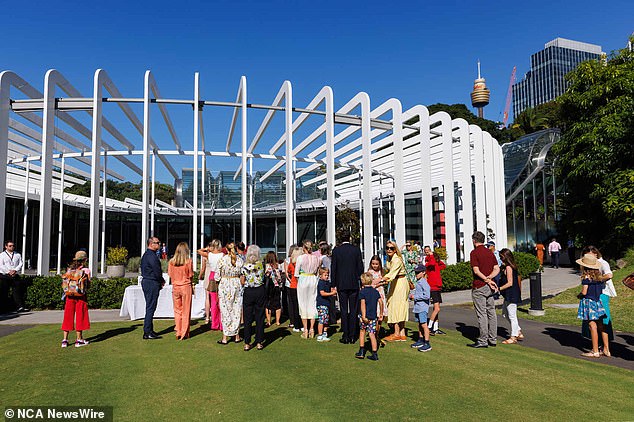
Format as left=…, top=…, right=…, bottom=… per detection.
left=331, top=231, right=364, bottom=344
left=141, top=236, right=164, bottom=340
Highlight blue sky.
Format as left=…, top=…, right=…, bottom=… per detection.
left=3, top=0, right=633, bottom=183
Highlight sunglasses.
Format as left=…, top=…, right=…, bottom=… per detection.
left=386, top=246, right=396, bottom=251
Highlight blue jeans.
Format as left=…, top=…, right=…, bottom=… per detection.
left=142, top=279, right=161, bottom=335
left=551, top=252, right=560, bottom=268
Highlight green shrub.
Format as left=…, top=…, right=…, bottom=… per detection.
left=24, top=275, right=136, bottom=310
left=126, top=256, right=141, bottom=272
left=106, top=246, right=128, bottom=266
left=440, top=261, right=473, bottom=292
left=513, top=252, right=540, bottom=279
left=160, top=258, right=168, bottom=273
left=434, top=247, right=447, bottom=261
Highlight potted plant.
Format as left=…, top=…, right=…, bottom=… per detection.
left=106, top=246, right=128, bottom=278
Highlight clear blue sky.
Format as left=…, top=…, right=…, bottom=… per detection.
left=3, top=0, right=632, bottom=183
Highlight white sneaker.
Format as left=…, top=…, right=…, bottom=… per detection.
left=320, top=335, right=330, bottom=342
left=292, top=328, right=302, bottom=333
left=75, top=339, right=89, bottom=348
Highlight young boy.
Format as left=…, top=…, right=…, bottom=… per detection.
left=411, top=264, right=432, bottom=352
left=355, top=272, right=383, bottom=361
left=317, top=267, right=337, bottom=342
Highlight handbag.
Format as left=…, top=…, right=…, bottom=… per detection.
left=207, top=271, right=218, bottom=292
left=622, top=272, right=634, bottom=291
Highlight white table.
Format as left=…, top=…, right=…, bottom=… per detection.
left=119, top=283, right=206, bottom=320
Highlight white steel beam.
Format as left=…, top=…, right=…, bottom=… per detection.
left=141, top=71, right=152, bottom=256
left=470, top=125, right=487, bottom=233
left=453, top=118, right=474, bottom=260
left=193, top=72, right=200, bottom=269
left=89, top=69, right=104, bottom=275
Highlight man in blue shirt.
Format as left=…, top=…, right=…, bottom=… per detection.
left=141, top=237, right=164, bottom=339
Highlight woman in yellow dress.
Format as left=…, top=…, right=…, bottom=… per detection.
left=382, top=240, right=409, bottom=342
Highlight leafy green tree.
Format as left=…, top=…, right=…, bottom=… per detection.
left=553, top=37, right=634, bottom=256
left=67, top=180, right=175, bottom=204
left=511, top=101, right=563, bottom=137
left=335, top=202, right=360, bottom=245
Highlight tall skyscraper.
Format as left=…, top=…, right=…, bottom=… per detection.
left=512, top=38, right=603, bottom=117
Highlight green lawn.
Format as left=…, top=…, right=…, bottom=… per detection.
left=1, top=320, right=632, bottom=421
left=519, top=263, right=634, bottom=332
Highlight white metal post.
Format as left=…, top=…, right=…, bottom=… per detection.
left=151, top=150, right=156, bottom=236
left=100, top=151, right=107, bottom=274
left=454, top=118, right=474, bottom=260
left=359, top=93, right=373, bottom=264
left=88, top=70, right=104, bottom=276
left=434, top=112, right=457, bottom=264
left=201, top=147, right=206, bottom=249
left=56, top=157, right=64, bottom=274
left=324, top=87, right=336, bottom=246
left=142, top=71, right=152, bottom=257
left=240, top=76, right=248, bottom=244
left=470, top=125, right=487, bottom=233
left=249, top=157, right=253, bottom=244
left=413, top=106, right=433, bottom=248
left=482, top=132, right=497, bottom=242
left=193, top=72, right=200, bottom=269
left=22, top=161, right=30, bottom=275
left=391, top=101, right=405, bottom=246
left=284, top=81, right=295, bottom=248
left=38, top=70, right=60, bottom=275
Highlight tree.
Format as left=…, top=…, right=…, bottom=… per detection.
left=67, top=180, right=175, bottom=204
left=511, top=101, right=563, bottom=137
left=335, top=202, right=360, bottom=245
left=553, top=37, right=634, bottom=256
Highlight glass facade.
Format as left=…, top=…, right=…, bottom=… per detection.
left=512, top=38, right=603, bottom=117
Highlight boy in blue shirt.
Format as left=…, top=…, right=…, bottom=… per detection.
left=317, top=267, right=337, bottom=342
left=411, top=264, right=432, bottom=352
left=355, top=272, right=383, bottom=361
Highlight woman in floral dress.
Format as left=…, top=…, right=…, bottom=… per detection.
left=217, top=242, right=244, bottom=345
left=401, top=240, right=420, bottom=286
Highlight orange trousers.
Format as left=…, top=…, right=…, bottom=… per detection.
left=172, top=284, right=192, bottom=338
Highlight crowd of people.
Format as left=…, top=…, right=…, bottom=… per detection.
left=1, top=227, right=611, bottom=360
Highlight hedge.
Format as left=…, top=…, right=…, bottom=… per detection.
left=439, top=251, right=540, bottom=292
left=24, top=276, right=137, bottom=310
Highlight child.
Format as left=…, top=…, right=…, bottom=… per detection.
left=368, top=255, right=387, bottom=347
left=411, top=264, right=432, bottom=352
left=61, top=251, right=91, bottom=348
left=576, top=253, right=609, bottom=358
left=316, top=267, right=337, bottom=342
left=424, top=247, right=446, bottom=335
left=355, top=272, right=383, bottom=361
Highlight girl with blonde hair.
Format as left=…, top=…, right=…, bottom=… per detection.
left=168, top=242, right=194, bottom=340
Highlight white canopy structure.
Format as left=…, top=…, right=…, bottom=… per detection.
left=0, top=69, right=507, bottom=275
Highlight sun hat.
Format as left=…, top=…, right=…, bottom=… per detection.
left=73, top=250, right=88, bottom=261
left=575, top=253, right=601, bottom=270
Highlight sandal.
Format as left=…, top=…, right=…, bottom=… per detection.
left=502, top=337, right=518, bottom=344
left=243, top=344, right=252, bottom=351
left=602, top=350, right=612, bottom=357
left=234, top=337, right=243, bottom=343
left=217, top=339, right=229, bottom=345
left=517, top=331, right=525, bottom=341
left=580, top=351, right=601, bottom=358
left=309, top=329, right=315, bottom=339
left=256, top=343, right=264, bottom=350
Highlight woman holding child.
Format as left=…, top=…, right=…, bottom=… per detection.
left=383, top=240, right=409, bottom=342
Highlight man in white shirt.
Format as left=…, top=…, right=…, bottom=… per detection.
left=0, top=240, right=28, bottom=312
left=548, top=238, right=562, bottom=269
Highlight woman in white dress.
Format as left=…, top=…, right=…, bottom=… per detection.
left=294, top=240, right=321, bottom=339
left=216, top=242, right=244, bottom=344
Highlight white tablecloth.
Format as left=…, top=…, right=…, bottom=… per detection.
left=119, top=283, right=207, bottom=320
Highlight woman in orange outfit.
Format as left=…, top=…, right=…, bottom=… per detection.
left=168, top=242, right=194, bottom=340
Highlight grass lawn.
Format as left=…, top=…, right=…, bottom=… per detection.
left=1, top=320, right=632, bottom=421
left=518, top=263, right=634, bottom=332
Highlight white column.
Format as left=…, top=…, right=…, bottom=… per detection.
left=193, top=72, right=200, bottom=269
left=391, top=100, right=405, bottom=246
left=482, top=131, right=497, bottom=242
left=88, top=70, right=104, bottom=275
left=142, top=71, right=152, bottom=257
left=435, top=112, right=457, bottom=264
left=100, top=151, right=107, bottom=275
left=495, top=142, right=508, bottom=248
left=201, top=149, right=206, bottom=249
left=360, top=93, right=373, bottom=264
left=151, top=150, right=156, bottom=236
left=38, top=70, right=59, bottom=275
left=22, top=161, right=30, bottom=275
left=284, top=81, right=295, bottom=248
left=324, top=87, right=336, bottom=246
left=470, top=125, right=487, bottom=233
left=454, top=118, right=474, bottom=260
left=248, top=157, right=253, bottom=244
left=56, top=157, right=64, bottom=274
left=240, top=76, right=248, bottom=244
left=414, top=106, right=433, bottom=248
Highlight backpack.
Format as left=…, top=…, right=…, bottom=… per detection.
left=62, top=268, right=88, bottom=298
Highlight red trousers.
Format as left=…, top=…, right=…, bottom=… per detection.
left=61, top=297, right=90, bottom=332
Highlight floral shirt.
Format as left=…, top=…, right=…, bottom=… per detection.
left=265, top=263, right=284, bottom=288
left=217, top=254, right=244, bottom=279
left=241, top=260, right=264, bottom=288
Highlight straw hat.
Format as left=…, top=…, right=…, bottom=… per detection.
left=575, top=253, right=601, bottom=269
left=73, top=250, right=88, bottom=261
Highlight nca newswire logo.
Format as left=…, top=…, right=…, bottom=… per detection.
left=5, top=406, right=112, bottom=422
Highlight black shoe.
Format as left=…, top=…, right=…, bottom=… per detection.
left=355, top=347, right=366, bottom=359
left=467, top=343, right=488, bottom=348
left=143, top=333, right=161, bottom=340
left=367, top=351, right=379, bottom=361
left=435, top=329, right=447, bottom=335
left=339, top=338, right=350, bottom=344
left=488, top=342, right=497, bottom=347
left=151, top=331, right=160, bottom=337
left=429, top=330, right=436, bottom=336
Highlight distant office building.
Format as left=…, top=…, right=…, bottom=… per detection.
left=512, top=38, right=603, bottom=117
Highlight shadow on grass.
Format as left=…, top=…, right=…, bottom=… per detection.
left=87, top=324, right=141, bottom=343
left=618, top=334, right=634, bottom=346
left=189, top=320, right=211, bottom=338
left=156, top=325, right=176, bottom=336
left=543, top=327, right=634, bottom=361
left=455, top=322, right=478, bottom=342
left=261, top=326, right=292, bottom=348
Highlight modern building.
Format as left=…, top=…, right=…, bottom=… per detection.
left=512, top=38, right=603, bottom=117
